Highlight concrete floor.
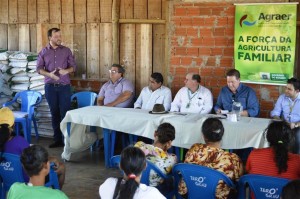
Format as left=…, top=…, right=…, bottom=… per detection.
left=33, top=137, right=120, bottom=199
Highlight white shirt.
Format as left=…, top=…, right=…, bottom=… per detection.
left=170, top=86, right=213, bottom=113
left=134, top=86, right=172, bottom=111
left=99, top=177, right=166, bottom=199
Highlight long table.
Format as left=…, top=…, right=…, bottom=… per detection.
left=60, top=106, right=271, bottom=167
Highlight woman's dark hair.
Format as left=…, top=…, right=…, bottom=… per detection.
left=151, top=72, right=164, bottom=84
left=281, top=179, right=300, bottom=199
left=265, top=121, right=291, bottom=174
left=20, top=145, right=49, bottom=177
left=156, top=123, right=175, bottom=144
left=0, top=124, right=13, bottom=161
left=202, top=118, right=224, bottom=142
left=114, top=146, right=146, bottom=199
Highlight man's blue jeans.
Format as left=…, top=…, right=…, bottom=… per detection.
left=45, top=84, right=71, bottom=142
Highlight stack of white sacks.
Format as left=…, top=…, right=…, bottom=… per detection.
left=0, top=51, right=14, bottom=109
left=0, top=50, right=53, bottom=138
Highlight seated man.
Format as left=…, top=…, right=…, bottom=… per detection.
left=134, top=72, right=172, bottom=111
left=97, top=63, right=134, bottom=107
left=214, top=69, right=259, bottom=117
left=270, top=77, right=300, bottom=154
left=7, top=145, right=68, bottom=199
left=170, top=73, right=213, bottom=113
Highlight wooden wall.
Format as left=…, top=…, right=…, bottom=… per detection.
left=0, top=0, right=167, bottom=94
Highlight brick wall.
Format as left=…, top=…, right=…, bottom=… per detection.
left=169, top=2, right=286, bottom=118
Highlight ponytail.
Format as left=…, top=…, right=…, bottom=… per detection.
left=0, top=124, right=11, bottom=161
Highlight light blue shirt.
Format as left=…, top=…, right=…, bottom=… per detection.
left=270, top=93, right=300, bottom=123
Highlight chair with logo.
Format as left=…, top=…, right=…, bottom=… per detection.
left=0, top=153, right=60, bottom=198
left=172, top=163, right=235, bottom=199
left=111, top=155, right=174, bottom=199
left=237, top=174, right=290, bottom=199
left=3, top=90, right=42, bottom=143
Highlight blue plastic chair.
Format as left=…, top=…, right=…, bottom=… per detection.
left=0, top=153, right=60, bottom=198
left=110, top=155, right=174, bottom=199
left=172, top=163, right=235, bottom=199
left=237, top=174, right=290, bottom=199
left=70, top=91, right=97, bottom=108
left=3, top=91, right=42, bottom=143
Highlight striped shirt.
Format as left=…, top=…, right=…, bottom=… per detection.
left=246, top=148, right=300, bottom=179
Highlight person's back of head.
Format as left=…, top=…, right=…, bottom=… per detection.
left=20, top=145, right=49, bottom=177
left=281, top=179, right=300, bottom=199
left=115, top=146, right=146, bottom=199
left=265, top=121, right=292, bottom=174
left=202, top=118, right=224, bottom=143
left=156, top=123, right=175, bottom=144
left=0, top=107, right=15, bottom=157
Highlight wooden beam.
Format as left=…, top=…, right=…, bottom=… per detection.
left=112, top=0, right=120, bottom=64
left=119, top=19, right=165, bottom=24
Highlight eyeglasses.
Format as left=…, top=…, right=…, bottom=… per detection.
left=109, top=70, right=118, bottom=74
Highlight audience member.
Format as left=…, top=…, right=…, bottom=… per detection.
left=271, top=77, right=300, bottom=154
left=281, top=179, right=300, bottom=199
left=135, top=123, right=176, bottom=194
left=97, top=64, right=134, bottom=107
left=179, top=118, right=243, bottom=198
left=99, top=146, right=165, bottom=199
left=214, top=69, right=259, bottom=117
left=171, top=73, right=213, bottom=113
left=246, top=121, right=300, bottom=179
left=134, top=72, right=172, bottom=111
left=7, top=145, right=68, bottom=199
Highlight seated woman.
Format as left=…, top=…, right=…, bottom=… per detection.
left=179, top=118, right=243, bottom=199
left=134, top=122, right=177, bottom=193
left=7, top=145, right=68, bottom=199
left=246, top=121, right=300, bottom=179
left=99, top=146, right=165, bottom=199
left=0, top=107, right=66, bottom=188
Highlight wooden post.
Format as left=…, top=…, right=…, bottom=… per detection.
left=112, top=0, right=120, bottom=64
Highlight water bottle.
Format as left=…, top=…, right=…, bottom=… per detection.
left=232, top=101, right=243, bottom=121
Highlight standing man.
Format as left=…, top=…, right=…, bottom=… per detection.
left=214, top=69, right=260, bottom=117
left=97, top=64, right=134, bottom=107
left=37, top=28, right=76, bottom=148
left=170, top=73, right=213, bottom=114
left=271, top=77, right=300, bottom=154
left=134, top=72, right=172, bottom=111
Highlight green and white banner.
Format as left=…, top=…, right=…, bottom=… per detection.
left=234, top=3, right=297, bottom=85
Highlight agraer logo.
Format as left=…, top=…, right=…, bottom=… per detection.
left=240, top=15, right=257, bottom=27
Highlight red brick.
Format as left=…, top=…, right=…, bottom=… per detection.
left=180, top=17, right=193, bottom=26
left=201, top=37, right=215, bottom=46
left=192, top=38, right=203, bottom=46
left=186, top=28, right=198, bottom=37
left=187, top=47, right=199, bottom=56
left=176, top=67, right=188, bottom=75
left=199, top=28, right=213, bottom=37
left=199, top=8, right=212, bottom=16
left=200, top=67, right=213, bottom=76
left=186, top=8, right=200, bottom=16
left=193, top=57, right=203, bottom=65
left=174, top=8, right=186, bottom=16
left=214, top=67, right=226, bottom=76
left=259, top=111, right=269, bottom=118
left=211, top=48, right=223, bottom=56
left=212, top=87, right=221, bottom=97
left=205, top=77, right=219, bottom=87
left=215, top=37, right=229, bottom=46
left=175, top=27, right=187, bottom=36
left=199, top=47, right=211, bottom=56
left=225, top=27, right=234, bottom=37
left=171, top=57, right=181, bottom=65
left=193, top=17, right=205, bottom=26
left=260, top=100, right=275, bottom=111
left=181, top=57, right=193, bottom=65
left=213, top=27, right=225, bottom=36
left=187, top=67, right=200, bottom=74
left=204, top=17, right=217, bottom=26
left=227, top=17, right=235, bottom=27
left=220, top=57, right=233, bottom=67
left=217, top=17, right=228, bottom=26
left=175, top=47, right=186, bottom=56
left=223, top=47, right=234, bottom=56
left=206, top=57, right=216, bottom=66
left=173, top=18, right=181, bottom=26
left=225, top=6, right=235, bottom=17
left=212, top=7, right=226, bottom=16
left=219, top=78, right=227, bottom=85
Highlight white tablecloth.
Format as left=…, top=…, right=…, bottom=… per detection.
left=60, top=106, right=271, bottom=154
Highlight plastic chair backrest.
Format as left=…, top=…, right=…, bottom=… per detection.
left=16, top=91, right=42, bottom=113
left=238, top=174, right=289, bottom=199
left=0, top=153, right=25, bottom=193
left=172, top=163, right=235, bottom=199
left=71, top=91, right=97, bottom=108
left=111, top=155, right=169, bottom=185
left=45, top=163, right=60, bottom=190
